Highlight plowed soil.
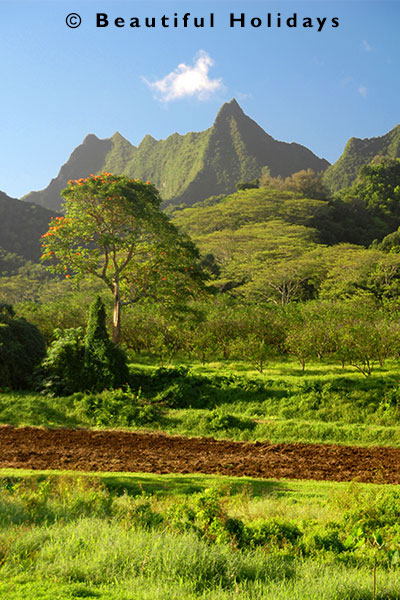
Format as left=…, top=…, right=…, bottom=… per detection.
left=1, top=425, right=399, bottom=483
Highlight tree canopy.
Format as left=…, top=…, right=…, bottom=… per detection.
left=40, top=173, right=202, bottom=343
left=342, top=157, right=400, bottom=230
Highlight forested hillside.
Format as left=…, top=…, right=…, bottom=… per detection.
left=0, top=191, right=57, bottom=273
left=169, top=159, right=400, bottom=302
left=324, top=124, right=400, bottom=192
left=3, top=157, right=400, bottom=304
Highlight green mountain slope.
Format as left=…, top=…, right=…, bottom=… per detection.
left=323, top=124, right=400, bottom=193
left=171, top=186, right=328, bottom=295
left=123, top=129, right=212, bottom=202
left=0, top=191, right=57, bottom=263
left=172, top=187, right=328, bottom=237
left=22, top=99, right=329, bottom=212
left=162, top=99, right=330, bottom=206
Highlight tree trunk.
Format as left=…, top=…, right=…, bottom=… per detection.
left=113, top=281, right=121, bottom=345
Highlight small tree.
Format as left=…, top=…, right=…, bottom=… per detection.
left=282, top=169, right=329, bottom=200
left=39, top=327, right=85, bottom=395
left=41, top=173, right=202, bottom=345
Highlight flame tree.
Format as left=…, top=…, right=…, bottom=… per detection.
left=41, top=173, right=202, bottom=345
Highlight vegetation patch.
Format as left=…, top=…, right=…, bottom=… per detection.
left=0, top=473, right=400, bottom=599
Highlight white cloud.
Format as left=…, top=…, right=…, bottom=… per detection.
left=143, top=50, right=223, bottom=102
left=359, top=85, right=367, bottom=98
left=362, top=40, right=373, bottom=52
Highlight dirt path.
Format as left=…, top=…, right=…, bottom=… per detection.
left=0, top=425, right=399, bottom=483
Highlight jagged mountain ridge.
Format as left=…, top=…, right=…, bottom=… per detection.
left=323, top=124, right=400, bottom=192
left=22, top=99, right=329, bottom=211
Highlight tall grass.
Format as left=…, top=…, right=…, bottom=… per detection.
left=1, top=474, right=400, bottom=599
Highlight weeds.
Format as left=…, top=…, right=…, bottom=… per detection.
left=1, top=475, right=400, bottom=598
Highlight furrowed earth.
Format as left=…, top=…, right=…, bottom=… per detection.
left=1, top=425, right=399, bottom=483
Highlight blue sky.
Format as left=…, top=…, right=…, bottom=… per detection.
left=1, top=0, right=399, bottom=198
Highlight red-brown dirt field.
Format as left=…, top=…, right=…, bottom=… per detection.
left=1, top=425, right=400, bottom=483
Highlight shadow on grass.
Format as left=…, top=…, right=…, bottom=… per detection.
left=99, top=472, right=293, bottom=498
left=0, top=393, right=83, bottom=429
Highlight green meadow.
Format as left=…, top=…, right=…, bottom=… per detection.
left=0, top=470, right=400, bottom=599
left=2, top=358, right=400, bottom=448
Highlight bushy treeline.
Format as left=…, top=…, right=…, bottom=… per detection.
left=2, top=157, right=400, bottom=392
left=14, top=294, right=400, bottom=377
left=171, top=158, right=400, bottom=301
left=119, top=299, right=400, bottom=376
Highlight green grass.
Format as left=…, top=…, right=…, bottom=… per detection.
left=0, top=468, right=391, bottom=529
left=2, top=564, right=400, bottom=599
left=0, top=467, right=374, bottom=500
left=1, top=471, right=400, bottom=599
left=1, top=358, right=400, bottom=447
left=160, top=411, right=400, bottom=446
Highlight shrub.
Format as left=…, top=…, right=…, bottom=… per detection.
left=168, top=488, right=246, bottom=547
left=0, top=304, right=46, bottom=388
left=201, top=409, right=256, bottom=433
left=246, top=519, right=303, bottom=549
left=73, top=388, right=162, bottom=427
left=83, top=297, right=130, bottom=392
left=154, top=381, right=203, bottom=408
left=39, top=327, right=85, bottom=395
left=39, top=297, right=130, bottom=395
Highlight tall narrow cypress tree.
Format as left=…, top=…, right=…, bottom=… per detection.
left=84, top=297, right=130, bottom=391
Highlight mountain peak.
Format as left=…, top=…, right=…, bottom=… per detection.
left=111, top=131, right=128, bottom=143
left=323, top=123, right=400, bottom=192
left=22, top=102, right=329, bottom=211
left=226, top=98, right=241, bottom=109
left=215, top=98, right=245, bottom=121
left=82, top=133, right=101, bottom=145
left=139, top=134, right=157, bottom=149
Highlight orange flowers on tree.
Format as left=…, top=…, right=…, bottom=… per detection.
left=40, top=173, right=202, bottom=345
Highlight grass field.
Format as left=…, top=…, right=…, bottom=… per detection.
left=1, top=358, right=400, bottom=447
left=1, top=470, right=400, bottom=599
left=2, top=358, right=400, bottom=598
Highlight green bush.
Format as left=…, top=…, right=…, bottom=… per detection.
left=246, top=519, right=303, bottom=549
left=116, top=495, right=164, bottom=529
left=201, top=409, right=256, bottom=433
left=39, top=297, right=130, bottom=395
left=154, top=381, right=204, bottom=408
left=39, top=327, right=85, bottom=395
left=303, top=525, right=346, bottom=555
left=132, top=367, right=269, bottom=410
left=168, top=488, right=302, bottom=551
left=168, top=488, right=246, bottom=547
left=83, top=297, right=130, bottom=392
left=0, top=304, right=46, bottom=388
left=73, top=388, right=162, bottom=427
